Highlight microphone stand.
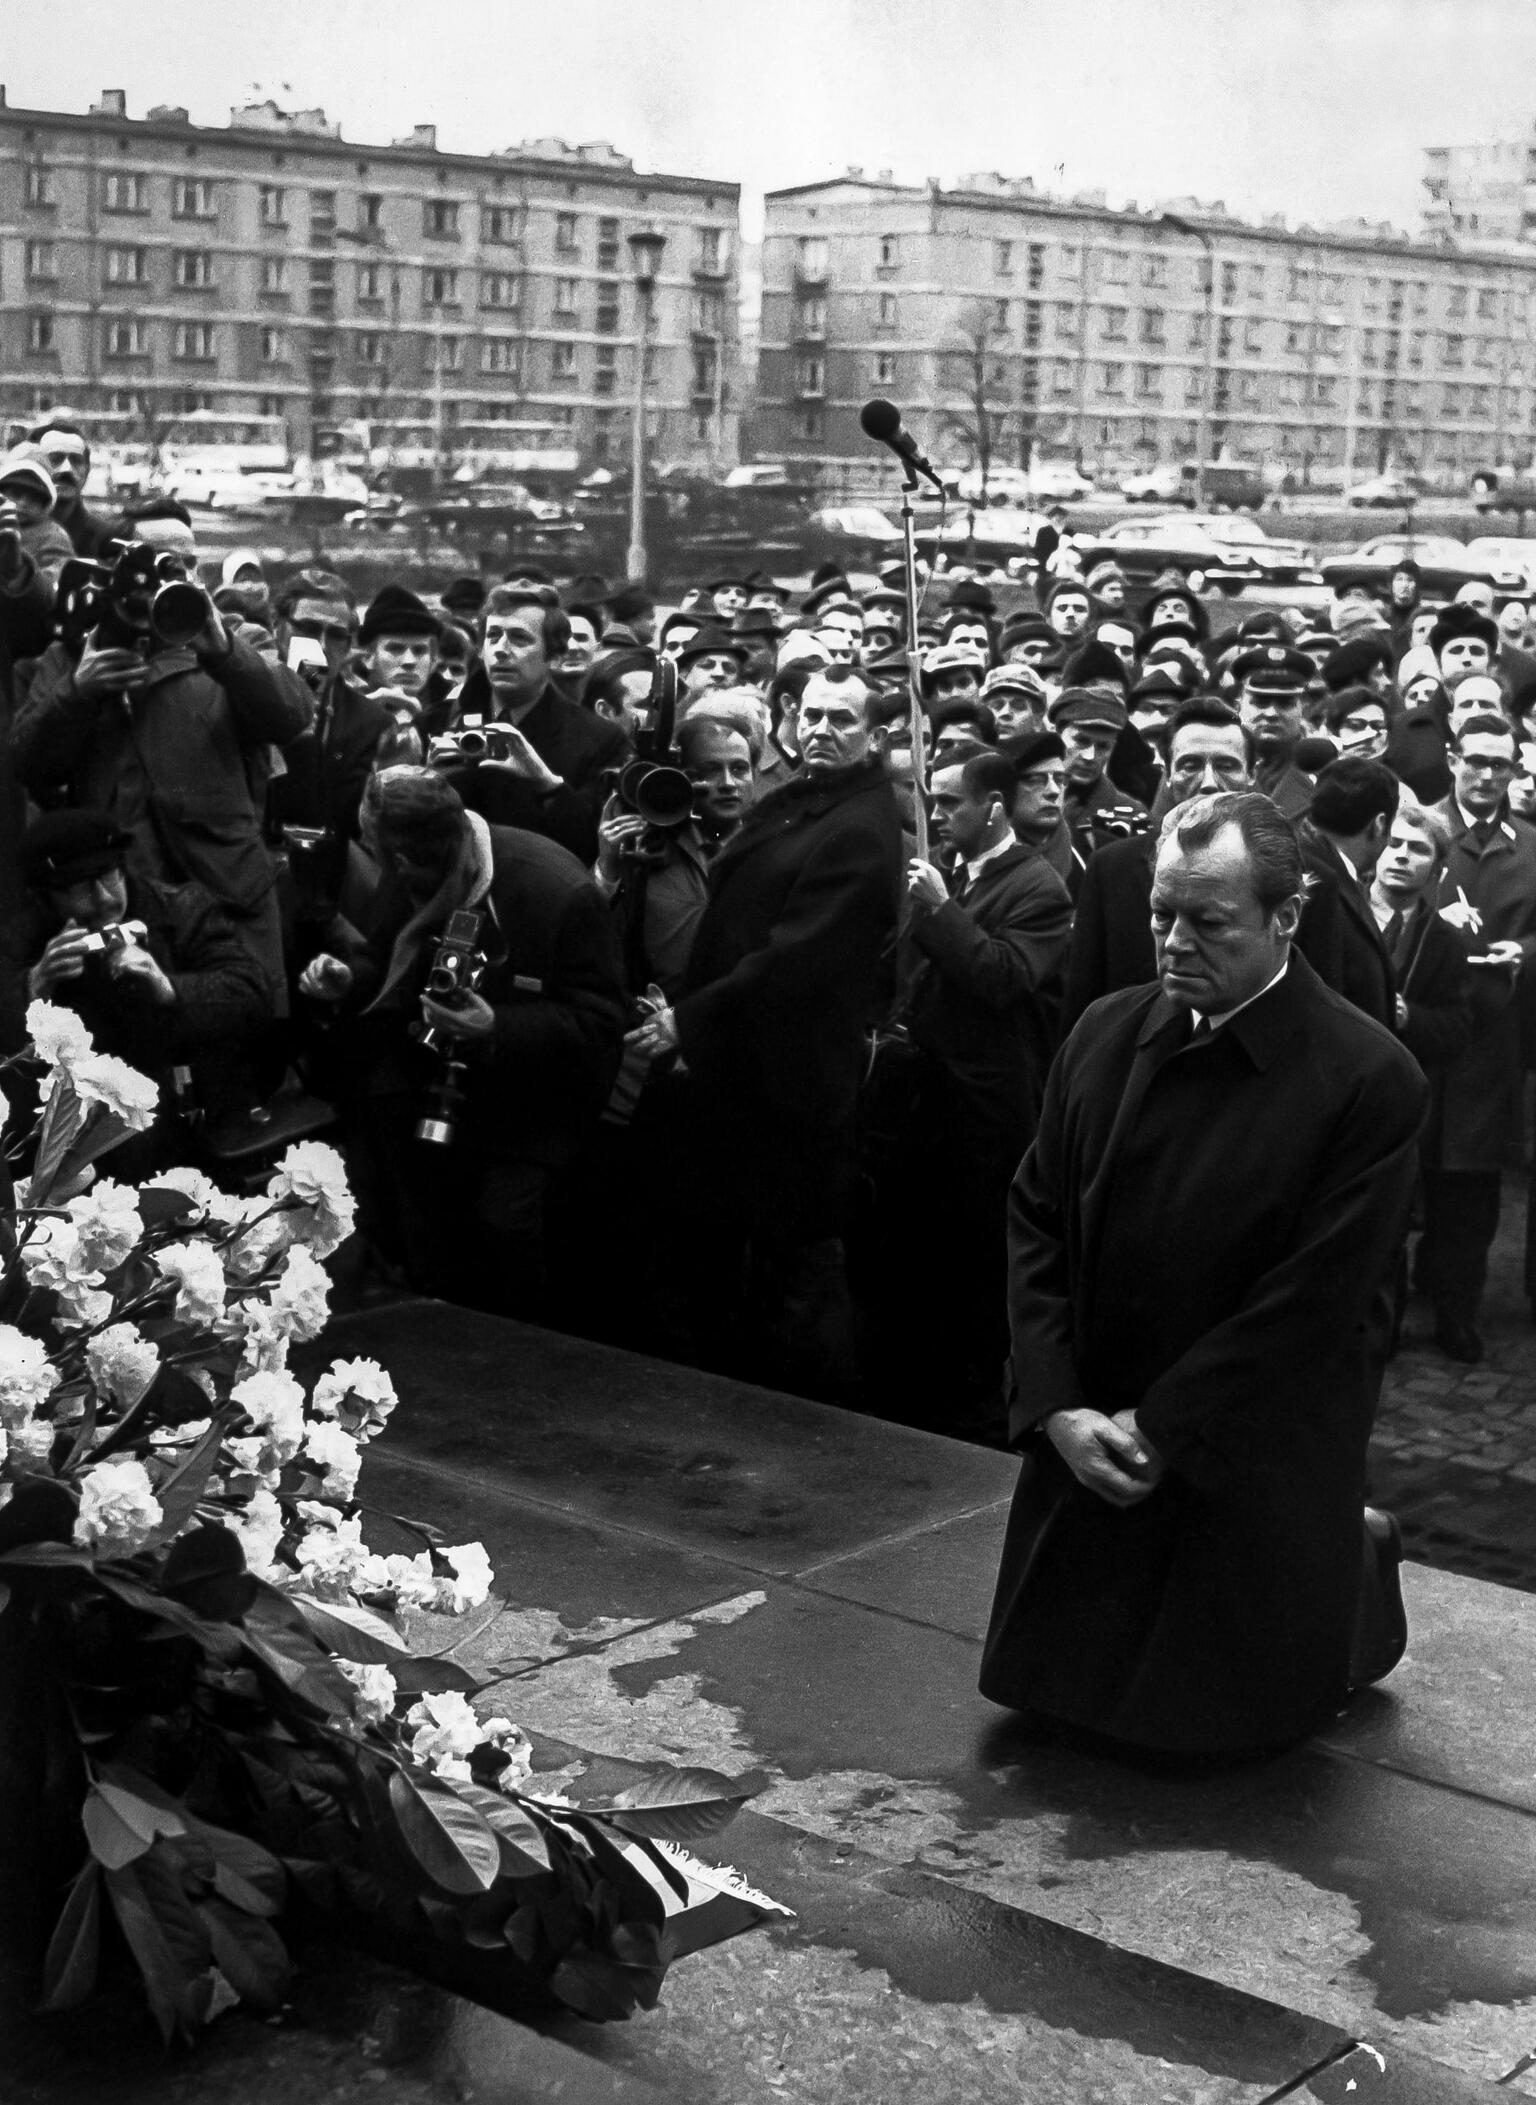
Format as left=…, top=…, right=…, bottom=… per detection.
left=896, top=466, right=930, bottom=863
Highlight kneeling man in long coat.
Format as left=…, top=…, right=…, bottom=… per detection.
left=980, top=790, right=1428, bottom=1758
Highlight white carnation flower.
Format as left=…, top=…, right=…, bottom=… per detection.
left=337, top=1660, right=398, bottom=1727
left=382, top=1550, right=442, bottom=1611
left=141, top=1166, right=243, bottom=1226
left=309, top=1357, right=397, bottom=1441
left=73, top=1457, right=163, bottom=1556
left=381, top=1541, right=494, bottom=1616
left=302, top=1419, right=361, bottom=1501
left=478, top=1716, right=533, bottom=1785
left=9, top=1418, right=56, bottom=1467
left=154, top=1241, right=227, bottom=1328
left=148, top=1416, right=212, bottom=1448
left=67, top=1180, right=143, bottom=1275
left=227, top=1488, right=284, bottom=1579
left=55, top=1279, right=115, bottom=1331
left=438, top=1541, right=495, bottom=1612
left=86, top=1324, right=162, bottom=1410
left=0, top=1325, right=60, bottom=1426
left=269, top=1245, right=331, bottom=1341
left=222, top=1204, right=296, bottom=1285
left=231, top=1369, right=306, bottom=1468
left=404, top=1690, right=482, bottom=1771
left=26, top=1000, right=94, bottom=1068
left=293, top=1512, right=391, bottom=1600
left=228, top=1300, right=291, bottom=1376
left=266, top=1142, right=355, bottom=1259
left=20, top=1217, right=98, bottom=1296
left=70, top=1051, right=159, bottom=1132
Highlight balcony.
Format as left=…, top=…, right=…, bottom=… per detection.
left=794, top=261, right=829, bottom=289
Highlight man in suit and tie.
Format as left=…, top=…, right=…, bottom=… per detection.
left=900, top=747, right=1073, bottom=1438
left=1295, top=756, right=1400, bottom=1033
left=981, top=791, right=1428, bottom=1759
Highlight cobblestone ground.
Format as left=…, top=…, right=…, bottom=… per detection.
left=1374, top=1171, right=1536, bottom=1590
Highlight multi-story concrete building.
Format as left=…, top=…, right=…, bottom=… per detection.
left=0, top=87, right=741, bottom=472
left=758, top=173, right=1536, bottom=486
left=1422, top=135, right=1536, bottom=246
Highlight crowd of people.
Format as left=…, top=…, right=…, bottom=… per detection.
left=3, top=419, right=1536, bottom=1447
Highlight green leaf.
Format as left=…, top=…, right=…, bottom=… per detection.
left=452, top=1782, right=553, bottom=1877
left=136, top=1188, right=197, bottom=1231
left=103, top=1864, right=195, bottom=2044
left=197, top=1897, right=291, bottom=2013
left=599, top=1765, right=758, bottom=1844
left=0, top=1477, right=81, bottom=1556
left=82, top=1779, right=187, bottom=1872
left=387, top=1769, right=501, bottom=1896
left=145, top=1422, right=231, bottom=1554
left=29, top=1072, right=86, bottom=1206
left=548, top=1943, right=645, bottom=2022
left=288, top=1593, right=480, bottom=1695
left=160, top=1519, right=258, bottom=1622
left=41, top=1860, right=102, bottom=2011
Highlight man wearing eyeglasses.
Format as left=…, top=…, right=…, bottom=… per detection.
left=1422, top=714, right=1536, bottom=1359
left=26, top=422, right=112, bottom=561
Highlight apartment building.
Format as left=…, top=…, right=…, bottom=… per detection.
left=1422, top=135, right=1536, bottom=246
left=758, top=173, right=1536, bottom=484
left=0, top=88, right=741, bottom=470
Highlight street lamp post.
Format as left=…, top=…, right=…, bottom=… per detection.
left=1157, top=212, right=1214, bottom=511
left=626, top=229, right=667, bottom=582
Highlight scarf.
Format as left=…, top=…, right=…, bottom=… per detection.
left=366, top=810, right=495, bottom=1014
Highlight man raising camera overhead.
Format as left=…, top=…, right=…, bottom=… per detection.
left=11, top=497, right=311, bottom=1012
left=298, top=768, right=625, bottom=1315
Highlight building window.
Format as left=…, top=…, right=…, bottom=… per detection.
left=108, top=391, right=144, bottom=415
left=481, top=338, right=521, bottom=375
left=1442, top=385, right=1461, bottom=418
left=1102, top=362, right=1125, bottom=393
left=797, top=354, right=825, bottom=396
left=551, top=340, right=578, bottom=380
left=1136, top=364, right=1161, bottom=397
left=1102, top=306, right=1128, bottom=341
left=103, top=171, right=149, bottom=215
left=692, top=346, right=717, bottom=396
left=1312, top=375, right=1336, bottom=406
left=1140, top=308, right=1165, bottom=345
left=1102, top=249, right=1130, bottom=285
left=25, top=240, right=56, bottom=280
left=797, top=294, right=826, bottom=337
left=595, top=343, right=618, bottom=395
left=359, top=192, right=383, bottom=231
left=1243, top=318, right=1263, bottom=354
left=555, top=212, right=580, bottom=253
left=697, top=226, right=723, bottom=272
left=877, top=292, right=899, bottom=330
left=1219, top=261, right=1238, bottom=305
left=25, top=165, right=56, bottom=207
left=424, top=268, right=460, bottom=306
left=1470, top=386, right=1493, bottom=418
left=431, top=335, right=463, bottom=372
left=27, top=314, right=56, bottom=355
left=259, top=185, right=286, bottom=227
left=797, top=235, right=828, bottom=278
left=172, top=177, right=216, bottom=219
left=1407, top=332, right=1426, bottom=367
left=1139, top=253, right=1166, bottom=289
left=104, top=318, right=147, bottom=358
left=1024, top=301, right=1043, bottom=347
left=875, top=351, right=896, bottom=385
left=355, top=334, right=384, bottom=366
left=356, top=263, right=383, bottom=302
left=105, top=246, right=148, bottom=285
left=994, top=297, right=1010, bottom=330
left=1319, top=273, right=1343, bottom=306
left=1051, top=360, right=1073, bottom=394
left=481, top=271, right=520, bottom=309
left=1284, top=321, right=1306, bottom=355
left=1055, top=302, right=1079, bottom=341
left=483, top=204, right=521, bottom=246
left=878, top=233, right=899, bottom=269
left=1184, top=369, right=1204, bottom=404
left=174, top=250, right=215, bottom=289
left=1446, top=285, right=1468, bottom=320
left=261, top=326, right=287, bottom=363
left=1473, top=336, right=1496, bottom=369
left=262, top=257, right=290, bottom=295
left=308, top=259, right=335, bottom=312
left=1286, top=264, right=1311, bottom=302
left=1444, top=334, right=1465, bottom=368
left=424, top=197, right=460, bottom=239
left=554, top=278, right=580, bottom=319
left=309, top=189, right=337, bottom=239
left=694, top=288, right=724, bottom=332
left=1246, top=264, right=1265, bottom=300
left=1027, top=244, right=1046, bottom=289
left=995, top=240, right=1014, bottom=275
left=800, top=407, right=823, bottom=441
left=1319, top=324, right=1343, bottom=358
left=174, top=322, right=216, bottom=362
left=597, top=217, right=620, bottom=270
left=596, top=284, right=620, bottom=333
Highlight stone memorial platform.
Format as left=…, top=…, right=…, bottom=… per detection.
left=5, top=1298, right=1534, bottom=2103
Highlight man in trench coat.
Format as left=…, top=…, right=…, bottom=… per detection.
left=981, top=791, right=1428, bottom=1758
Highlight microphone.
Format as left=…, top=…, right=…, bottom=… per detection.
left=859, top=398, right=945, bottom=492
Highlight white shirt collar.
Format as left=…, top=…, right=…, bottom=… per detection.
left=1334, top=845, right=1359, bottom=883
left=964, top=833, right=1017, bottom=885
left=1191, top=957, right=1289, bottom=1033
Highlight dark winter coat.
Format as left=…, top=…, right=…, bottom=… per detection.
left=981, top=954, right=1427, bottom=1755
left=674, top=755, right=904, bottom=1236
left=1295, top=824, right=1396, bottom=1032
left=443, top=671, right=630, bottom=867
left=904, top=843, right=1071, bottom=1147
left=1429, top=803, right=1536, bottom=1172
left=12, top=631, right=311, bottom=1002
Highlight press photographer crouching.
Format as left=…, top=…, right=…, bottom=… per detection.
left=298, top=768, right=625, bottom=1314
left=4, top=809, right=271, bottom=1173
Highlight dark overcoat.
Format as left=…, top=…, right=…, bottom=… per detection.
left=980, top=955, right=1428, bottom=1755
left=674, top=755, right=904, bottom=1236
left=1430, top=804, right=1536, bottom=1171
left=444, top=671, right=630, bottom=868
left=1295, top=825, right=1396, bottom=1031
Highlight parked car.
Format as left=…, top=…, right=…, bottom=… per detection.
left=1120, top=463, right=1190, bottom=505
left=1119, top=461, right=1267, bottom=511
left=1466, top=536, right=1536, bottom=594
left=1072, top=514, right=1272, bottom=594
left=915, top=509, right=1047, bottom=571
left=1320, top=533, right=1526, bottom=600
left=1343, top=472, right=1425, bottom=509
left=1184, top=513, right=1322, bottom=586
left=1470, top=468, right=1536, bottom=517
left=169, top=465, right=293, bottom=513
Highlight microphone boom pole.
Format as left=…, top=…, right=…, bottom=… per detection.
left=859, top=399, right=931, bottom=862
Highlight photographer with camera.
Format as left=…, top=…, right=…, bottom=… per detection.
left=433, top=585, right=629, bottom=868
left=11, top=499, right=311, bottom=1013
left=354, top=583, right=456, bottom=758
left=298, top=768, right=624, bottom=1314
left=2, top=809, right=269, bottom=1168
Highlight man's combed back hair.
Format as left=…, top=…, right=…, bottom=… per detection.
left=1165, top=790, right=1303, bottom=914
left=481, top=584, right=570, bottom=659
left=1165, top=697, right=1256, bottom=766
left=680, top=696, right=766, bottom=767
left=1310, top=755, right=1401, bottom=837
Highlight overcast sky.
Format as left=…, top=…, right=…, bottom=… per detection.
left=8, top=0, right=1536, bottom=239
